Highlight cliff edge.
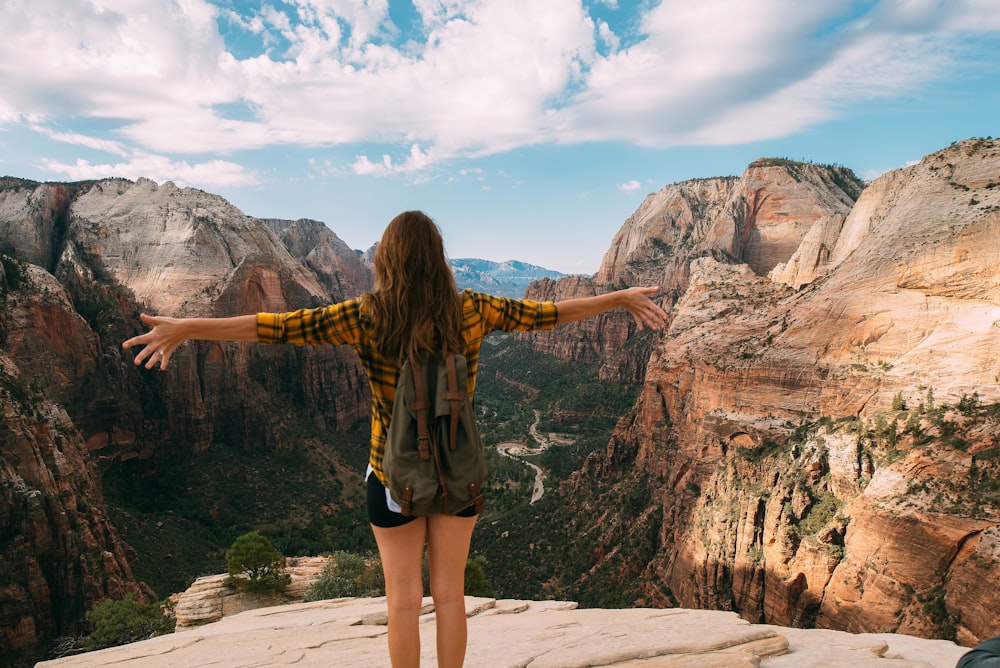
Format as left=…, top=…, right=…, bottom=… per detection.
left=37, top=596, right=969, bottom=668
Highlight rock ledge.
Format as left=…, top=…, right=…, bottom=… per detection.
left=38, top=597, right=968, bottom=667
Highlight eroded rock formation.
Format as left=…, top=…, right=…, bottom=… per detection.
left=553, top=139, right=1000, bottom=645
left=523, top=159, right=864, bottom=384
left=0, top=178, right=373, bottom=665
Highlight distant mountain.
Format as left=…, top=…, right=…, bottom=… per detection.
left=449, top=258, right=567, bottom=298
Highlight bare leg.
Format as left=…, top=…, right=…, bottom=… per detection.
left=427, top=514, right=477, bottom=668
left=372, top=518, right=428, bottom=668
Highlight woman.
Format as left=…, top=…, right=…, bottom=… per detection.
left=123, top=210, right=668, bottom=667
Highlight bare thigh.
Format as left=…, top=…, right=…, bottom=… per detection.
left=426, top=514, right=477, bottom=600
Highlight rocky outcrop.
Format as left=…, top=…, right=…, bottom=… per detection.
left=1, top=255, right=147, bottom=667
left=523, top=159, right=864, bottom=384
left=260, top=218, right=372, bottom=299
left=0, top=177, right=372, bottom=464
left=36, top=596, right=970, bottom=668
left=556, top=139, right=1000, bottom=645
left=171, top=556, right=330, bottom=629
left=0, top=178, right=73, bottom=271
left=594, top=159, right=862, bottom=288
left=0, top=388, right=143, bottom=664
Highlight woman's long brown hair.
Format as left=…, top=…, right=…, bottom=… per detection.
left=367, top=211, right=463, bottom=361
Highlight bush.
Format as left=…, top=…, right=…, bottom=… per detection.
left=464, top=555, right=496, bottom=598
left=82, top=593, right=175, bottom=651
left=226, top=531, right=291, bottom=594
left=304, top=551, right=385, bottom=601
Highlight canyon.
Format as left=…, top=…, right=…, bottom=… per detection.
left=508, top=138, right=1000, bottom=647
left=2, top=138, right=999, bottom=665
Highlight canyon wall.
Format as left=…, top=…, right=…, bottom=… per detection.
left=0, top=178, right=372, bottom=665
left=523, top=159, right=863, bottom=383
left=554, top=139, right=1000, bottom=646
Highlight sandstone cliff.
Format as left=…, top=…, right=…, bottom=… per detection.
left=0, top=177, right=372, bottom=463
left=523, top=159, right=864, bottom=384
left=1, top=258, right=145, bottom=665
left=547, top=139, right=1000, bottom=645
left=0, top=178, right=373, bottom=666
left=259, top=217, right=373, bottom=299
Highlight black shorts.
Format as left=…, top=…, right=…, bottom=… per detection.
left=366, top=474, right=478, bottom=528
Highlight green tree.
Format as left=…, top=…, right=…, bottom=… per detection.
left=464, top=555, right=496, bottom=598
left=82, top=593, right=175, bottom=651
left=891, top=392, right=906, bottom=411
left=226, top=531, right=291, bottom=594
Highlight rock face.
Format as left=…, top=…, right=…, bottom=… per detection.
left=594, top=159, right=860, bottom=287
left=549, top=139, right=1000, bottom=645
left=1, top=262, right=145, bottom=665
left=523, top=159, right=863, bottom=384
left=0, top=177, right=373, bottom=462
left=0, top=178, right=373, bottom=666
left=35, top=596, right=970, bottom=668
left=260, top=218, right=373, bottom=299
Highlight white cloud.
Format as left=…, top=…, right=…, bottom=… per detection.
left=619, top=179, right=641, bottom=193
left=30, top=125, right=131, bottom=157
left=39, top=154, right=258, bottom=189
left=351, top=144, right=436, bottom=176
left=1, top=0, right=998, bottom=178
left=596, top=20, right=620, bottom=53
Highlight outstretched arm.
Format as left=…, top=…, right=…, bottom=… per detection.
left=122, top=313, right=258, bottom=370
left=555, top=286, right=669, bottom=331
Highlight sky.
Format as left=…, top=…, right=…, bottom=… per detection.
left=0, top=0, right=998, bottom=275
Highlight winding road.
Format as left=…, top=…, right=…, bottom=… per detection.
left=495, top=411, right=552, bottom=504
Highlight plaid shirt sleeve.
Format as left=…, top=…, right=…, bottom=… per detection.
left=256, top=298, right=364, bottom=346
left=464, top=290, right=558, bottom=334
left=459, top=290, right=558, bottom=400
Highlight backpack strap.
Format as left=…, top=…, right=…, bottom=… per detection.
left=441, top=349, right=464, bottom=451
left=408, top=356, right=432, bottom=462
left=410, top=350, right=452, bottom=514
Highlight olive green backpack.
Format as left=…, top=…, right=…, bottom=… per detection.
left=382, top=349, right=486, bottom=516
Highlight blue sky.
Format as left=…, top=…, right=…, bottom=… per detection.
left=0, top=0, right=997, bottom=274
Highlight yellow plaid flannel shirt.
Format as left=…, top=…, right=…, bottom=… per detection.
left=256, top=288, right=558, bottom=485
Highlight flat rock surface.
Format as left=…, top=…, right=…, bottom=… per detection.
left=37, top=598, right=969, bottom=667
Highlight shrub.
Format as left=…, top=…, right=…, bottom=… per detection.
left=464, top=555, right=496, bottom=598
left=304, top=551, right=385, bottom=601
left=226, top=531, right=291, bottom=594
left=82, top=593, right=175, bottom=651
